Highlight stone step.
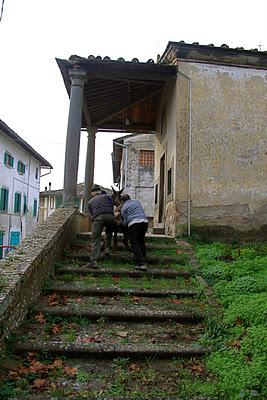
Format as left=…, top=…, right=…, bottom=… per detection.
left=2, top=356, right=212, bottom=399
left=14, top=341, right=211, bottom=359
left=72, top=240, right=182, bottom=251
left=47, top=285, right=199, bottom=298
left=33, top=305, right=204, bottom=322
left=56, top=266, right=192, bottom=278
left=65, top=252, right=188, bottom=265
left=76, top=233, right=175, bottom=243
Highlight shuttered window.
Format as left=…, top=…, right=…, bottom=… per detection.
left=0, top=187, right=9, bottom=212
left=23, top=195, right=27, bottom=214
left=17, top=161, right=26, bottom=175
left=33, top=199, right=38, bottom=217
left=14, top=192, right=21, bottom=214
left=4, top=152, right=14, bottom=168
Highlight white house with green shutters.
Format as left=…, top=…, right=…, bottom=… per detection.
left=0, top=119, right=52, bottom=258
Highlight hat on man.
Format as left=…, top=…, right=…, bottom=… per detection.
left=91, top=185, right=102, bottom=193
left=121, top=194, right=131, bottom=202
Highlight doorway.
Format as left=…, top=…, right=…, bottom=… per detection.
left=158, top=153, right=165, bottom=223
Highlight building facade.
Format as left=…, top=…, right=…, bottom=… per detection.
left=39, top=183, right=110, bottom=223
left=154, top=41, right=267, bottom=238
left=112, top=134, right=155, bottom=222
left=0, top=120, right=52, bottom=258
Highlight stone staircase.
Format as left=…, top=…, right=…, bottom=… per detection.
left=0, top=234, right=214, bottom=399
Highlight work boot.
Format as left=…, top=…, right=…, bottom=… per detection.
left=89, top=260, right=98, bottom=269
left=135, top=264, right=147, bottom=271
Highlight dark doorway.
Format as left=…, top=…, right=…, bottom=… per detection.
left=158, top=153, right=165, bottom=223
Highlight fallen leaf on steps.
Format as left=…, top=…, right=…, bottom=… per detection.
left=116, top=331, right=128, bottom=338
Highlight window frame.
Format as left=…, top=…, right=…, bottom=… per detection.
left=14, top=192, right=22, bottom=214
left=0, top=187, right=9, bottom=212
left=139, top=150, right=155, bottom=167
left=17, top=160, right=26, bottom=175
left=4, top=152, right=14, bottom=168
left=33, top=199, right=38, bottom=217
left=167, top=167, right=172, bottom=196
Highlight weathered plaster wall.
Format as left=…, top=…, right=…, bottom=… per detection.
left=122, top=134, right=155, bottom=218
left=154, top=79, right=177, bottom=235
left=176, top=61, right=267, bottom=237
left=0, top=207, right=77, bottom=343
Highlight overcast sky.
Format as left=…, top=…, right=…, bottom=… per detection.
left=0, top=0, right=266, bottom=191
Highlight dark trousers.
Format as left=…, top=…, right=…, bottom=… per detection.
left=91, top=214, right=114, bottom=262
left=128, top=222, right=148, bottom=266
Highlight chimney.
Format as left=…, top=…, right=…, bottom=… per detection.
left=45, top=186, right=47, bottom=192
left=48, top=182, right=51, bottom=191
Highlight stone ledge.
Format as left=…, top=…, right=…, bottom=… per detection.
left=0, top=207, right=77, bottom=343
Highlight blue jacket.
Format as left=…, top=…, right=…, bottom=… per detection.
left=121, top=199, right=148, bottom=227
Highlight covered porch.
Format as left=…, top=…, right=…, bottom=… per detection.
left=56, top=55, right=177, bottom=215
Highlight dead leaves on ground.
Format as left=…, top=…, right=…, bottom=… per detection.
left=47, top=292, right=69, bottom=307
left=7, top=353, right=77, bottom=392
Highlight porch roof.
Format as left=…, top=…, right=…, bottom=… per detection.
left=56, top=56, right=177, bottom=133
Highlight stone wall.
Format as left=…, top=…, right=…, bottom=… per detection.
left=0, top=207, right=77, bottom=343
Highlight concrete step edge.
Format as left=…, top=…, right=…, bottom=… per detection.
left=33, top=306, right=205, bottom=322
left=14, top=341, right=212, bottom=358
left=47, top=286, right=200, bottom=298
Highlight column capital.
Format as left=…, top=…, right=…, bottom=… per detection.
left=86, top=127, right=98, bottom=137
left=69, top=68, right=87, bottom=87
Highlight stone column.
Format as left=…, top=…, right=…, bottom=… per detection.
left=83, top=127, right=97, bottom=214
left=62, top=68, right=87, bottom=207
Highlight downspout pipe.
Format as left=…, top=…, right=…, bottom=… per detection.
left=113, top=141, right=128, bottom=190
left=177, top=70, right=192, bottom=236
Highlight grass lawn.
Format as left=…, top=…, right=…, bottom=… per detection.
left=193, top=240, right=267, bottom=400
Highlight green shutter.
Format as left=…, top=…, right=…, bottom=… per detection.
left=23, top=195, right=27, bottom=214
left=10, top=156, right=14, bottom=168
left=4, top=153, right=7, bottom=165
left=14, top=193, right=21, bottom=214
left=33, top=199, right=37, bottom=217
left=0, top=188, right=4, bottom=211
left=4, top=189, right=9, bottom=211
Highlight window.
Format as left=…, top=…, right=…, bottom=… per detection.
left=155, top=184, right=158, bottom=205
left=23, top=195, right=27, bottom=214
left=17, top=161, right=26, bottom=175
left=33, top=199, right=38, bottom=217
left=4, top=152, right=14, bottom=168
left=0, top=187, right=9, bottom=212
left=35, top=167, right=39, bottom=180
left=167, top=168, right=172, bottom=195
left=139, top=150, right=154, bottom=167
left=14, top=192, right=21, bottom=214
left=49, top=196, right=55, bottom=209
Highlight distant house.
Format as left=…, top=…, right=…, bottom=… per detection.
left=0, top=119, right=52, bottom=258
left=39, top=183, right=110, bottom=223
left=112, top=134, right=155, bottom=225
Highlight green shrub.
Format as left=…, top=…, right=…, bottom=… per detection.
left=224, top=293, right=267, bottom=327
left=214, top=277, right=265, bottom=306
left=206, top=349, right=266, bottom=399
left=241, top=325, right=267, bottom=358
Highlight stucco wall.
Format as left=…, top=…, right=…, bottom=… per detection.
left=122, top=134, right=155, bottom=218
left=0, top=132, right=41, bottom=253
left=175, top=61, right=267, bottom=238
left=154, top=79, right=177, bottom=235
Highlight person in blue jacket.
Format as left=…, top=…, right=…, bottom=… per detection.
left=120, top=194, right=148, bottom=270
